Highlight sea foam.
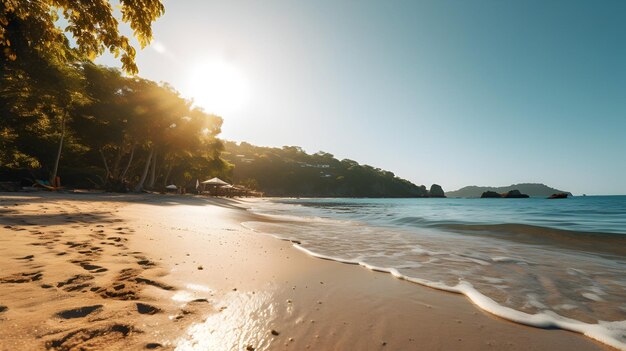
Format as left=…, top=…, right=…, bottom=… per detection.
left=241, top=198, right=626, bottom=350
left=245, top=223, right=626, bottom=350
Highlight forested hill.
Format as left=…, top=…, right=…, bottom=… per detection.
left=223, top=141, right=431, bottom=197
left=446, top=183, right=572, bottom=198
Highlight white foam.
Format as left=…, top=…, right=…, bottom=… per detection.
left=556, top=304, right=578, bottom=311
left=567, top=267, right=587, bottom=276
left=241, top=221, right=626, bottom=351
left=466, top=257, right=491, bottom=266
left=525, top=294, right=548, bottom=309
left=491, top=256, right=527, bottom=264
left=186, top=283, right=214, bottom=293
left=172, top=291, right=197, bottom=302
left=482, top=276, right=505, bottom=284
left=410, top=247, right=431, bottom=255
left=582, top=292, right=604, bottom=302
left=589, top=285, right=607, bottom=296
left=248, top=206, right=355, bottom=225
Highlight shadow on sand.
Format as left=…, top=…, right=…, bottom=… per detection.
left=0, top=191, right=249, bottom=211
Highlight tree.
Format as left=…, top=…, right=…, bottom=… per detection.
left=1, top=0, right=165, bottom=74
left=0, top=35, right=87, bottom=182
left=71, top=63, right=136, bottom=188
left=1, top=0, right=164, bottom=185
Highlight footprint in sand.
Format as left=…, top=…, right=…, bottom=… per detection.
left=145, top=343, right=163, bottom=349
left=65, top=241, right=88, bottom=249
left=98, top=269, right=175, bottom=301
left=46, top=324, right=134, bottom=350
left=136, top=303, right=160, bottom=315
left=135, top=256, right=156, bottom=268
left=15, top=255, right=34, bottom=261
left=78, top=262, right=109, bottom=273
left=56, top=274, right=94, bottom=292
left=56, top=305, right=103, bottom=319
left=0, top=271, right=43, bottom=284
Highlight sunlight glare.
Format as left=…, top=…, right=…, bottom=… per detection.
left=184, top=59, right=250, bottom=117
left=151, top=41, right=166, bottom=54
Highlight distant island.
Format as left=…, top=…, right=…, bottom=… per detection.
left=446, top=183, right=572, bottom=198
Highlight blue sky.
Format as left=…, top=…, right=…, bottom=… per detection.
left=97, top=0, right=626, bottom=194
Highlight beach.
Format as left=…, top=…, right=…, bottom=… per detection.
left=0, top=193, right=613, bottom=350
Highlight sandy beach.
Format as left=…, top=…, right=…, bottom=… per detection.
left=0, top=193, right=611, bottom=350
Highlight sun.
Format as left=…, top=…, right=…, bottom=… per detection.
left=184, top=59, right=250, bottom=116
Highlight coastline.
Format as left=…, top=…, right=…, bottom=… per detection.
left=0, top=193, right=612, bottom=350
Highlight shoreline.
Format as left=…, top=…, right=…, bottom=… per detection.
left=0, top=192, right=613, bottom=350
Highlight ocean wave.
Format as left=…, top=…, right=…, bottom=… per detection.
left=243, top=198, right=626, bottom=350
left=438, top=223, right=626, bottom=257
left=241, top=220, right=626, bottom=350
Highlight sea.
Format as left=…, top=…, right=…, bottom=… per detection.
left=243, top=196, right=626, bottom=350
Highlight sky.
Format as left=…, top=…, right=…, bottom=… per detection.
left=96, top=0, right=626, bottom=195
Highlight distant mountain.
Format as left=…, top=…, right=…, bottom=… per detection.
left=446, top=183, right=572, bottom=198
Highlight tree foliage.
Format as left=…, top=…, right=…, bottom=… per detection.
left=1, top=0, right=165, bottom=74
left=0, top=29, right=86, bottom=171
left=1, top=58, right=230, bottom=192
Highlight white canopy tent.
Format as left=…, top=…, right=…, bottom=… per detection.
left=200, top=177, right=230, bottom=195
left=201, top=177, right=229, bottom=186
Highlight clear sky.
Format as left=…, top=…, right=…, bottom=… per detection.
left=97, top=0, right=626, bottom=195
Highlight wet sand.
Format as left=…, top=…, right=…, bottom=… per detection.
left=0, top=193, right=612, bottom=350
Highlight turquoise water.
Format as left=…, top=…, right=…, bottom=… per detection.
left=272, top=196, right=626, bottom=234
left=245, top=196, right=626, bottom=349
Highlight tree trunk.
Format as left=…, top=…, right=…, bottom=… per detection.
left=121, top=143, right=135, bottom=180
left=111, top=147, right=123, bottom=178
left=50, top=114, right=66, bottom=185
left=134, top=146, right=154, bottom=192
left=99, top=148, right=111, bottom=181
left=147, top=148, right=157, bottom=188
left=163, top=163, right=173, bottom=187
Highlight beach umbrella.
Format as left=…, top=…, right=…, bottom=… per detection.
left=166, top=184, right=177, bottom=190
left=201, top=177, right=229, bottom=186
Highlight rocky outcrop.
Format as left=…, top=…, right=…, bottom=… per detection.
left=480, top=189, right=529, bottom=198
left=548, top=193, right=568, bottom=199
left=429, top=184, right=446, bottom=198
left=503, top=190, right=529, bottom=198
left=480, top=191, right=501, bottom=198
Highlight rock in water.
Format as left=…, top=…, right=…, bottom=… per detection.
left=503, top=190, right=529, bottom=198
left=480, top=191, right=502, bottom=198
left=429, top=184, right=446, bottom=198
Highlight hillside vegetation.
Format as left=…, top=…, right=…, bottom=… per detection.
left=223, top=141, right=432, bottom=197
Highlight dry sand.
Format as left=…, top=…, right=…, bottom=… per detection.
left=0, top=193, right=611, bottom=350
